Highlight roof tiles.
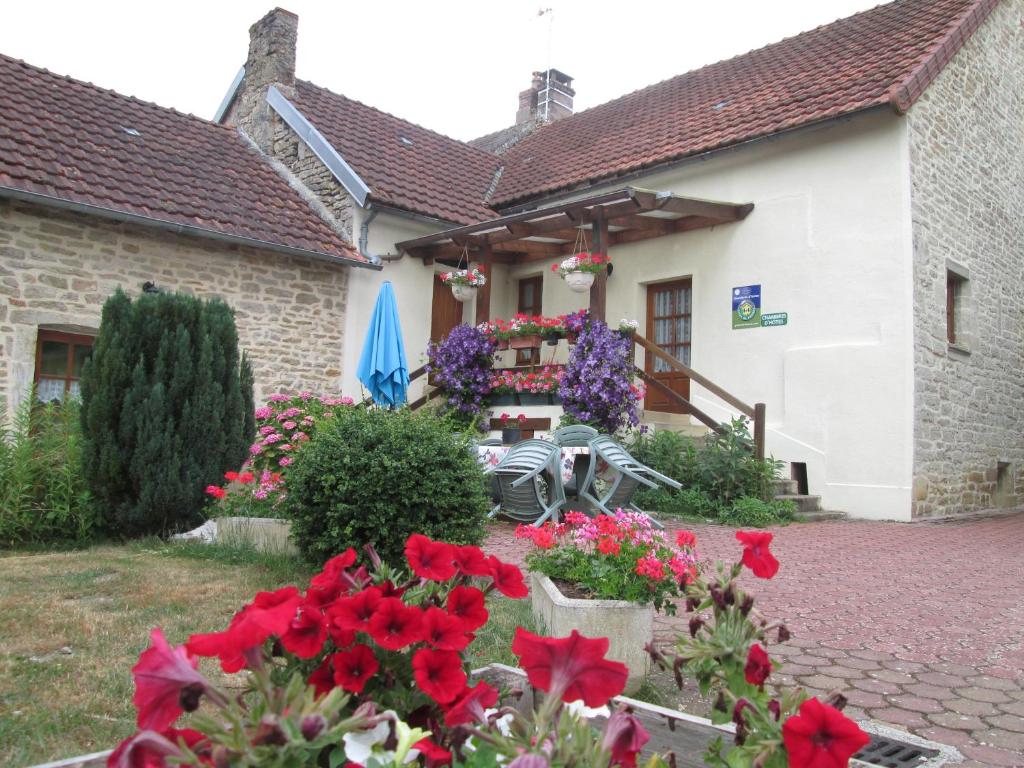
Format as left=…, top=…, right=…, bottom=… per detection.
left=0, top=54, right=364, bottom=264
left=491, top=0, right=991, bottom=205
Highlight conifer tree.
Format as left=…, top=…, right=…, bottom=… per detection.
left=80, top=288, right=254, bottom=536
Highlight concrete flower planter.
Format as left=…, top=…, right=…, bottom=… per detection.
left=530, top=572, right=651, bottom=694
left=563, top=271, right=595, bottom=292
left=216, top=517, right=299, bottom=556
left=450, top=284, right=477, bottom=302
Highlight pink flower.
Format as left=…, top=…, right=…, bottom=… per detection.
left=281, top=420, right=297, bottom=430
left=259, top=426, right=276, bottom=436
left=261, top=434, right=282, bottom=446
left=279, top=457, right=293, bottom=467
left=254, top=406, right=273, bottom=419
left=249, top=444, right=262, bottom=455
left=341, top=396, right=354, bottom=405
left=635, top=555, right=665, bottom=580
left=299, top=391, right=313, bottom=400
left=279, top=444, right=293, bottom=452
left=269, top=393, right=289, bottom=402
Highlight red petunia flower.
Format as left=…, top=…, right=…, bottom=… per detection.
left=736, top=531, right=780, bottom=579
left=675, top=530, right=697, bottom=549
left=597, top=537, right=621, bottom=555
left=187, top=586, right=302, bottom=672
left=744, top=643, right=772, bottom=686
left=487, top=556, right=529, bottom=598
left=412, top=648, right=467, bottom=704
left=453, top=544, right=491, bottom=576
left=132, top=628, right=212, bottom=731
left=366, top=597, right=422, bottom=650
left=782, top=697, right=870, bottom=768
left=224, top=471, right=239, bottom=482
left=405, top=534, right=457, bottom=581
left=308, top=657, right=335, bottom=697
left=413, top=738, right=453, bottom=768
left=422, top=606, right=472, bottom=651
left=332, top=644, right=379, bottom=693
left=280, top=604, right=328, bottom=659
left=237, top=472, right=255, bottom=484
left=601, top=710, right=650, bottom=768
left=205, top=485, right=226, bottom=499
left=309, top=549, right=357, bottom=591
left=446, top=585, right=488, bottom=631
left=512, top=627, right=628, bottom=707
left=328, top=586, right=383, bottom=632
left=444, top=680, right=499, bottom=726
left=108, top=728, right=209, bottom=768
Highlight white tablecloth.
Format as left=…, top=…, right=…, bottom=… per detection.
left=477, top=445, right=588, bottom=484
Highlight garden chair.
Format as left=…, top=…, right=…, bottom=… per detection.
left=551, top=425, right=599, bottom=505
left=484, top=439, right=566, bottom=527
left=578, top=435, right=682, bottom=528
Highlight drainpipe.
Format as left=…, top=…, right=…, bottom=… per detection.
left=358, top=207, right=383, bottom=265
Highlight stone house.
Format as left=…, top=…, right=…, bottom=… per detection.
left=1, top=0, right=1020, bottom=521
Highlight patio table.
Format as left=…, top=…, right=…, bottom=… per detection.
left=477, top=444, right=586, bottom=485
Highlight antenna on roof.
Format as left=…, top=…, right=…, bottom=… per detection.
left=538, top=7, right=554, bottom=121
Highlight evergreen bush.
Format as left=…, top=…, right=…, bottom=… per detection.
left=0, top=395, right=95, bottom=545
left=80, top=288, right=253, bottom=536
left=282, top=408, right=490, bottom=566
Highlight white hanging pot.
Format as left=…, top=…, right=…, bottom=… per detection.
left=564, top=271, right=595, bottom=293
left=451, top=284, right=477, bottom=303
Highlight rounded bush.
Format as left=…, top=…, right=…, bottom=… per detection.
left=282, top=408, right=490, bottom=566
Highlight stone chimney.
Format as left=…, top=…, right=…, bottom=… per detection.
left=225, top=8, right=299, bottom=151
left=515, top=69, right=575, bottom=125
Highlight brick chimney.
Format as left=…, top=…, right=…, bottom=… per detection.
left=515, top=69, right=575, bottom=125
left=225, top=8, right=299, bottom=151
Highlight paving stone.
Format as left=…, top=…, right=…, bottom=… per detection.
left=849, top=677, right=901, bottom=695
left=959, top=743, right=1024, bottom=767
left=997, top=699, right=1024, bottom=717
left=886, top=694, right=945, bottom=714
left=928, top=662, right=982, bottom=677
left=904, top=682, right=954, bottom=700
left=915, top=725, right=975, bottom=748
left=866, top=706, right=930, bottom=729
left=983, top=714, right=1024, bottom=733
left=844, top=689, right=887, bottom=709
left=868, top=669, right=917, bottom=686
left=848, top=648, right=895, bottom=662
left=841, top=657, right=882, bottom=671
left=926, top=710, right=989, bottom=731
left=973, top=727, right=1024, bottom=752
left=969, top=675, right=1022, bottom=692
left=796, top=674, right=848, bottom=693
left=880, top=659, right=928, bottom=673
left=918, top=671, right=966, bottom=687
left=959, top=686, right=1013, bottom=704
left=942, top=697, right=1002, bottom=717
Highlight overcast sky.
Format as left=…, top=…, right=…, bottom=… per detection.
left=2, top=0, right=883, bottom=141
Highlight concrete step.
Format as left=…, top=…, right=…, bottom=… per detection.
left=774, top=493, right=822, bottom=515
left=795, top=508, right=848, bottom=522
left=772, top=478, right=798, bottom=496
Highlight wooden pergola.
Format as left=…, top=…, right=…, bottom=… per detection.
left=395, top=186, right=753, bottom=324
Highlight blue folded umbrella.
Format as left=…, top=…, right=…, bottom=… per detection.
left=356, top=281, right=409, bottom=408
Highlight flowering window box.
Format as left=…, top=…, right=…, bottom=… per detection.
left=518, top=392, right=550, bottom=406
left=509, top=334, right=543, bottom=350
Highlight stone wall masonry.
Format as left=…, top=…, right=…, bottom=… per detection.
left=0, top=199, right=350, bottom=414
left=907, top=0, right=1024, bottom=517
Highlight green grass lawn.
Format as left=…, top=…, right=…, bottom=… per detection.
left=0, top=541, right=534, bottom=767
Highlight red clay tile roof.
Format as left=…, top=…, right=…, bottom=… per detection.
left=0, top=54, right=366, bottom=264
left=491, top=0, right=995, bottom=206
left=290, top=81, right=500, bottom=225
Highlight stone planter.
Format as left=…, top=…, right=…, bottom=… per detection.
left=564, top=271, right=595, bottom=293
left=530, top=572, right=651, bottom=694
left=509, top=334, right=542, bottom=350
left=450, top=284, right=477, bottom=302
left=217, top=517, right=299, bottom=556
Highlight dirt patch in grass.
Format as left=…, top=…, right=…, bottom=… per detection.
left=0, top=542, right=314, bottom=767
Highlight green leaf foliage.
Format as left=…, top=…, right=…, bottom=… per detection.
left=282, top=408, right=490, bottom=566
left=0, top=394, right=96, bottom=545
left=79, top=288, right=253, bottom=537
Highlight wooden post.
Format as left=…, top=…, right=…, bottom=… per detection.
left=475, top=245, right=492, bottom=325
left=589, top=210, right=608, bottom=322
left=753, top=402, right=766, bottom=461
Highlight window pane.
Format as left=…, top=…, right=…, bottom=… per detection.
left=68, top=380, right=82, bottom=401
left=37, top=377, right=66, bottom=403
left=680, top=287, right=692, bottom=314
left=72, top=344, right=93, bottom=377
left=39, top=340, right=69, bottom=376
left=653, top=318, right=671, bottom=345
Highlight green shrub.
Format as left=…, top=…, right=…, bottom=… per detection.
left=0, top=395, right=96, bottom=545
left=80, top=288, right=254, bottom=537
left=282, top=408, right=490, bottom=566
left=718, top=496, right=796, bottom=528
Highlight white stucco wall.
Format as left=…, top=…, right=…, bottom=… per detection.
left=507, top=111, right=915, bottom=520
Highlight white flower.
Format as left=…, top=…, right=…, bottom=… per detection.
left=564, top=700, right=611, bottom=720
left=343, top=720, right=391, bottom=766
left=484, top=707, right=515, bottom=736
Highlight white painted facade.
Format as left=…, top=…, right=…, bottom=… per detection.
left=355, top=109, right=917, bottom=521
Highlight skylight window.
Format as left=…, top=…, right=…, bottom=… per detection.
left=120, top=126, right=141, bottom=136
left=399, top=136, right=413, bottom=146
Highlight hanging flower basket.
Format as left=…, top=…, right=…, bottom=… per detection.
left=564, top=271, right=595, bottom=293
left=451, top=284, right=477, bottom=303
left=440, top=266, right=486, bottom=303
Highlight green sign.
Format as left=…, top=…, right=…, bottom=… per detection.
left=761, top=312, right=788, bottom=327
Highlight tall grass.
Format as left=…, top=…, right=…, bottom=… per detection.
left=0, top=394, right=96, bottom=545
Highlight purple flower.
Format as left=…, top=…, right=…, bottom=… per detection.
left=426, top=324, right=496, bottom=418
left=560, top=320, right=641, bottom=433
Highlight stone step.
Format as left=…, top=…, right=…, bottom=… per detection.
left=795, top=508, right=848, bottom=522
left=772, top=478, right=798, bottom=495
left=774, top=493, right=822, bottom=514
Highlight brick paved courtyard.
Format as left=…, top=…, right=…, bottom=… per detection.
left=485, top=512, right=1024, bottom=767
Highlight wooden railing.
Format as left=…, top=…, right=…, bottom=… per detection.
left=631, top=333, right=766, bottom=460
left=361, top=364, right=438, bottom=410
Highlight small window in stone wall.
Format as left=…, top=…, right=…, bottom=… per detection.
left=35, top=330, right=95, bottom=402
left=946, top=269, right=967, bottom=346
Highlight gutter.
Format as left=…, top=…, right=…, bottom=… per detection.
left=496, top=105, right=893, bottom=214
left=0, top=187, right=381, bottom=271
left=357, top=206, right=383, bottom=264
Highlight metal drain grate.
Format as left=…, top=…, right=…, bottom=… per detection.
left=854, top=735, right=941, bottom=768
